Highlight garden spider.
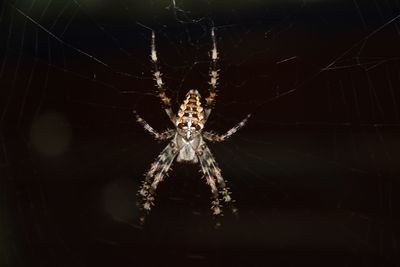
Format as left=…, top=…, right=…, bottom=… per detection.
left=135, top=28, right=250, bottom=220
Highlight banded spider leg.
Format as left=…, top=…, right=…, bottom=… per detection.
left=197, top=142, right=238, bottom=217
left=203, top=114, right=251, bottom=143
left=150, top=31, right=176, bottom=123
left=205, top=27, right=220, bottom=120
left=137, top=141, right=178, bottom=223
left=133, top=111, right=175, bottom=141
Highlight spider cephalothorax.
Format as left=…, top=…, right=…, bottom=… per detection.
left=135, top=28, right=250, bottom=220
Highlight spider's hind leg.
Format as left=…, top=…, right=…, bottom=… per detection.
left=137, top=141, right=178, bottom=223
left=197, top=143, right=238, bottom=218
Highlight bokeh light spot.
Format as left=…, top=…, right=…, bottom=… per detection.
left=103, top=178, right=139, bottom=221
left=30, top=112, right=71, bottom=157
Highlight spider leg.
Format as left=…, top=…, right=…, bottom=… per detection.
left=203, top=114, right=251, bottom=142
left=197, top=142, right=237, bottom=216
left=138, top=141, right=178, bottom=217
left=134, top=111, right=175, bottom=141
left=150, top=31, right=176, bottom=123
left=204, top=27, right=219, bottom=120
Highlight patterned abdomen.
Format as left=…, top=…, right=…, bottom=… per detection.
left=176, top=89, right=204, bottom=139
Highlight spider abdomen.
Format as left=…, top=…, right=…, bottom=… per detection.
left=176, top=90, right=204, bottom=140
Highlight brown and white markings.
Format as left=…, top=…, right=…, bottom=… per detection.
left=135, top=28, right=250, bottom=223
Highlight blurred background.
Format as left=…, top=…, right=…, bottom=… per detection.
left=1, top=0, right=400, bottom=266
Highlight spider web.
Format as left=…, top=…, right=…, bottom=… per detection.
left=1, top=0, right=400, bottom=266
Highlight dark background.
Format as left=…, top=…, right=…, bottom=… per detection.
left=1, top=0, right=400, bottom=266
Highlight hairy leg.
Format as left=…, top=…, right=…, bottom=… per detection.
left=203, top=114, right=251, bottom=142
left=150, top=31, right=176, bottom=123
left=204, top=28, right=219, bottom=120
left=137, top=141, right=178, bottom=221
left=197, top=143, right=237, bottom=216
left=134, top=111, right=175, bottom=141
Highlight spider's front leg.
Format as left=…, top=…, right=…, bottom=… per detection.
left=197, top=142, right=237, bottom=216
left=134, top=111, right=175, bottom=141
left=150, top=31, right=176, bottom=124
left=203, top=114, right=251, bottom=142
left=205, top=27, right=220, bottom=120
left=138, top=141, right=178, bottom=220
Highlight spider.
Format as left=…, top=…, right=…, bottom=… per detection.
left=135, top=28, right=250, bottom=220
